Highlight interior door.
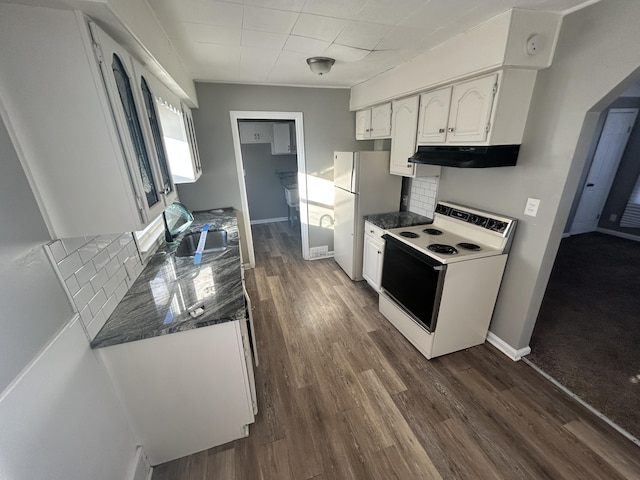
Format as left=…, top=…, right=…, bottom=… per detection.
left=571, top=108, right=638, bottom=235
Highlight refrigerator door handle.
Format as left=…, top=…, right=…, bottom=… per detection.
left=351, top=155, right=356, bottom=193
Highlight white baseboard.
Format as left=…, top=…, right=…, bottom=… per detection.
left=486, top=331, right=531, bottom=361
left=595, top=227, right=640, bottom=242
left=249, top=217, right=288, bottom=225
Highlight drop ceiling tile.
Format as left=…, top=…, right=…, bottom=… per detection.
left=244, top=0, right=307, bottom=12
left=291, top=14, right=349, bottom=42
left=172, top=23, right=242, bottom=46
left=283, top=35, right=331, bottom=55
left=239, top=47, right=280, bottom=81
left=241, top=29, right=289, bottom=50
left=374, top=26, right=427, bottom=51
left=151, top=0, right=244, bottom=27
left=302, top=0, right=368, bottom=20
left=243, top=5, right=300, bottom=34
left=324, top=43, right=370, bottom=62
left=400, top=0, right=478, bottom=30
left=334, top=21, right=392, bottom=50
left=355, top=0, right=426, bottom=26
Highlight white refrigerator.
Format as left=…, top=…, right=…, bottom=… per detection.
left=333, top=151, right=402, bottom=280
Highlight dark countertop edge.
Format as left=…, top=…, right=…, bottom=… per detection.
left=363, top=211, right=433, bottom=230
left=90, top=208, right=243, bottom=349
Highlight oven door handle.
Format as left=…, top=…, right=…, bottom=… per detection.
left=383, top=234, right=445, bottom=270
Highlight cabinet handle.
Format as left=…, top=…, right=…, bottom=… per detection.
left=370, top=229, right=374, bottom=233
left=448, top=127, right=454, bottom=132
left=439, top=128, right=445, bottom=133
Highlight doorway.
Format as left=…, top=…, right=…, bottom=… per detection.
left=570, top=108, right=638, bottom=235
left=230, top=111, right=308, bottom=268
left=528, top=91, right=640, bottom=444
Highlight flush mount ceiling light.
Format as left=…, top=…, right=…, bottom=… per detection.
left=306, top=57, right=335, bottom=76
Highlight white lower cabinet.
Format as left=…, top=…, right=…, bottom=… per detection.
left=362, top=221, right=385, bottom=292
left=97, top=321, right=256, bottom=465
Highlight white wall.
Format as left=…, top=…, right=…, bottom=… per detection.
left=437, top=0, right=640, bottom=350
left=0, top=110, right=138, bottom=479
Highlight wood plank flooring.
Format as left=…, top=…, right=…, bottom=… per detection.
left=152, top=222, right=640, bottom=480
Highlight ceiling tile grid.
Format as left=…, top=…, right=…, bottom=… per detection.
left=147, top=0, right=596, bottom=87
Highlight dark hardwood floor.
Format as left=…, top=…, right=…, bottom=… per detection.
left=153, top=222, right=640, bottom=480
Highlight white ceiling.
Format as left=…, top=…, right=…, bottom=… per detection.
left=147, top=0, right=595, bottom=88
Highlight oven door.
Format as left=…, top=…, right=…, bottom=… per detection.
left=380, top=235, right=446, bottom=332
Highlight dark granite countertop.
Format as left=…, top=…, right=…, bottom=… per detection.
left=91, top=208, right=244, bottom=349
left=363, top=211, right=433, bottom=230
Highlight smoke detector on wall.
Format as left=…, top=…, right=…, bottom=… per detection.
left=526, top=34, right=544, bottom=55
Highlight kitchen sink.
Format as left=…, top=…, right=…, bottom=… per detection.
left=174, top=230, right=227, bottom=257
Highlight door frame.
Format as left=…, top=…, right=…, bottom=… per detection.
left=570, top=107, right=638, bottom=235
left=230, top=111, right=308, bottom=268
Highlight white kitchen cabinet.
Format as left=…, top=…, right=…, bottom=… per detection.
left=390, top=96, right=441, bottom=177
left=355, top=109, right=371, bottom=139
left=362, top=221, right=385, bottom=292
left=130, top=58, right=178, bottom=202
left=447, top=74, right=497, bottom=143
left=356, top=103, right=392, bottom=140
left=239, top=122, right=272, bottom=144
left=0, top=6, right=179, bottom=238
left=97, top=320, right=256, bottom=465
left=417, top=87, right=452, bottom=144
left=415, top=71, right=537, bottom=146
left=272, top=122, right=296, bottom=155
left=152, top=74, right=202, bottom=184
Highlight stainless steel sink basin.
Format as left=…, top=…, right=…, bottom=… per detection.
left=175, top=230, right=227, bottom=257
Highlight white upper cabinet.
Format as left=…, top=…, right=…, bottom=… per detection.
left=89, top=22, right=176, bottom=221
left=356, top=103, right=391, bottom=140
left=415, top=71, right=537, bottom=147
left=355, top=109, right=371, bottom=140
left=0, top=6, right=184, bottom=238
left=239, top=122, right=272, bottom=144
left=272, top=122, right=296, bottom=155
left=447, top=74, right=497, bottom=143
left=370, top=103, right=392, bottom=138
left=152, top=76, right=202, bottom=184
left=390, top=96, right=440, bottom=177
left=416, top=87, right=452, bottom=144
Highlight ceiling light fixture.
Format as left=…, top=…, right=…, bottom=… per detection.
left=306, top=57, right=335, bottom=76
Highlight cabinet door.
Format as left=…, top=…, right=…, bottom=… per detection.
left=390, top=96, right=419, bottom=176
left=355, top=109, right=371, bottom=140
left=239, top=122, right=256, bottom=143
left=182, top=105, right=203, bottom=180
left=133, top=60, right=177, bottom=205
left=417, top=87, right=452, bottom=144
left=90, top=23, right=164, bottom=222
left=447, top=74, right=497, bottom=143
left=254, top=122, right=272, bottom=143
left=371, top=103, right=392, bottom=138
left=362, top=234, right=384, bottom=291
left=272, top=122, right=292, bottom=154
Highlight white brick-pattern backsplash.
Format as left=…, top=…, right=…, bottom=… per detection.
left=44, top=233, right=143, bottom=340
left=408, top=176, right=439, bottom=217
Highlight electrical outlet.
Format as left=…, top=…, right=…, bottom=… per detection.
left=524, top=198, right=540, bottom=217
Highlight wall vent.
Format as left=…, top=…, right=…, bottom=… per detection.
left=309, top=246, right=329, bottom=259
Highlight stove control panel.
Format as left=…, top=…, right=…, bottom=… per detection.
left=435, top=203, right=508, bottom=234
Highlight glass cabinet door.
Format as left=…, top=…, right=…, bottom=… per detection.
left=111, top=53, right=160, bottom=209
left=140, top=75, right=173, bottom=197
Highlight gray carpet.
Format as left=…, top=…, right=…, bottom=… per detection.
left=527, top=232, right=640, bottom=440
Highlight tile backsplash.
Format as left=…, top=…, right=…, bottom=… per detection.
left=409, top=176, right=439, bottom=218
left=45, top=233, right=143, bottom=340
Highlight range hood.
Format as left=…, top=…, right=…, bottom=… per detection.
left=409, top=145, right=520, bottom=168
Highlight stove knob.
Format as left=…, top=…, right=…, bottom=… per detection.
left=469, top=215, right=479, bottom=225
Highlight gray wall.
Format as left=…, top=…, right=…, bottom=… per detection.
left=436, top=0, right=640, bottom=350
left=177, top=83, right=368, bottom=258
left=0, top=112, right=72, bottom=390
left=241, top=142, right=297, bottom=222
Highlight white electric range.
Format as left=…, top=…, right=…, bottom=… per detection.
left=379, top=201, right=517, bottom=359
